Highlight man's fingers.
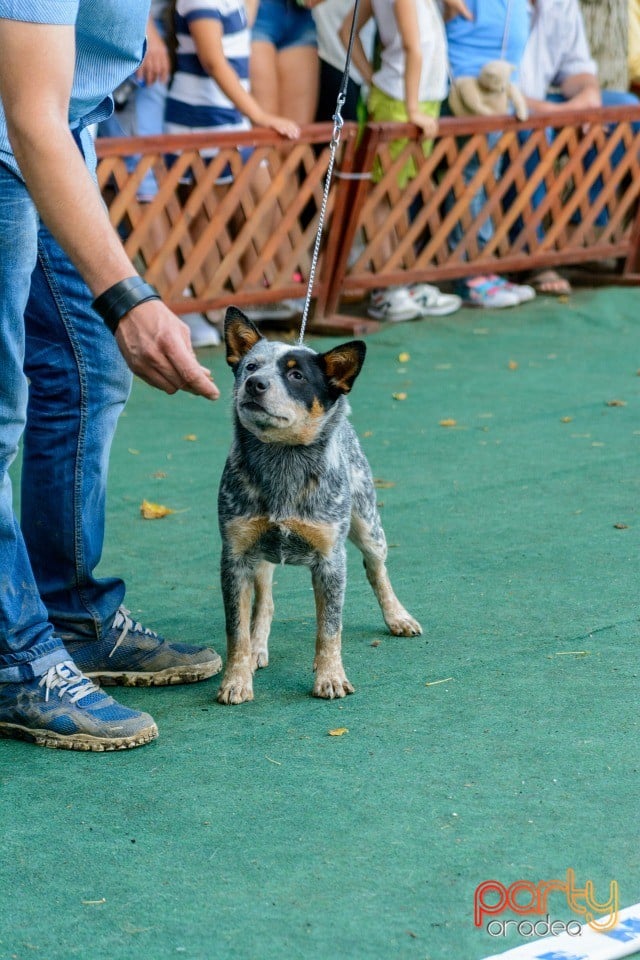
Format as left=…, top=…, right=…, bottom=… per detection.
left=116, top=302, right=221, bottom=399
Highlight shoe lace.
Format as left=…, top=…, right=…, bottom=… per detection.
left=109, top=606, right=158, bottom=658
left=39, top=661, right=101, bottom=704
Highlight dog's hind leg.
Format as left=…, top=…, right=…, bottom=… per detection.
left=349, top=512, right=422, bottom=637
left=311, top=551, right=355, bottom=699
left=251, top=560, right=274, bottom=670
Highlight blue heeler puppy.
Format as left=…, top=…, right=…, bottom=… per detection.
left=217, top=307, right=422, bottom=704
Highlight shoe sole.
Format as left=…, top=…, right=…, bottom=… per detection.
left=367, top=309, right=422, bottom=322
left=0, top=721, right=159, bottom=751
left=85, top=654, right=223, bottom=687
left=415, top=302, right=462, bottom=316
left=462, top=299, right=520, bottom=309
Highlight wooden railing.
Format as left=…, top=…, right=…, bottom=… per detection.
left=96, top=104, right=640, bottom=335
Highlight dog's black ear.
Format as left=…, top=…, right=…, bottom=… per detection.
left=224, top=307, right=262, bottom=368
left=318, top=340, right=367, bottom=395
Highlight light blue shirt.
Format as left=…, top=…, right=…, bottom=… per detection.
left=446, top=0, right=530, bottom=81
left=0, top=0, right=151, bottom=178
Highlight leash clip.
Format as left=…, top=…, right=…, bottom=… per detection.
left=331, top=97, right=346, bottom=149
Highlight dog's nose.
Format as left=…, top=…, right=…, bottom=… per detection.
left=245, top=374, right=269, bottom=397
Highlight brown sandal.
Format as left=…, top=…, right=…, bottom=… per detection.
left=529, top=269, right=572, bottom=297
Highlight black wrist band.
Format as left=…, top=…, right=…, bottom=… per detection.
left=92, top=276, right=161, bottom=335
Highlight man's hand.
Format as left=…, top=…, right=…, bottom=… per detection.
left=115, top=300, right=220, bottom=399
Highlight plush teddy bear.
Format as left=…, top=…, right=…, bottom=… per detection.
left=449, top=59, right=529, bottom=121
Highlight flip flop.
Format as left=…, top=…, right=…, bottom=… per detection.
left=529, top=269, right=572, bottom=297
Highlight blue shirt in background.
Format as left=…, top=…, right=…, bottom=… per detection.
left=446, top=0, right=531, bottom=81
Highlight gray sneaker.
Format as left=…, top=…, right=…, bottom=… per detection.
left=62, top=606, right=223, bottom=687
left=0, top=661, right=158, bottom=751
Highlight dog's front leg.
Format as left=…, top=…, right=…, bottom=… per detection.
left=311, top=550, right=355, bottom=699
left=217, top=551, right=255, bottom=704
left=251, top=560, right=274, bottom=670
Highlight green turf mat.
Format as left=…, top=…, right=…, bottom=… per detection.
left=1, top=288, right=638, bottom=960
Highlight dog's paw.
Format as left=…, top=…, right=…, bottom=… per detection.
left=251, top=647, right=269, bottom=671
left=312, top=672, right=355, bottom=699
left=217, top=671, right=254, bottom=705
left=387, top=609, right=423, bottom=637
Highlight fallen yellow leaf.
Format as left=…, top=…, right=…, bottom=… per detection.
left=184, top=433, right=198, bottom=441
left=392, top=392, right=407, bottom=401
left=560, top=416, right=573, bottom=423
left=328, top=727, right=348, bottom=737
left=398, top=352, right=410, bottom=363
left=508, top=360, right=519, bottom=370
left=140, top=499, right=175, bottom=519
left=439, top=418, right=457, bottom=428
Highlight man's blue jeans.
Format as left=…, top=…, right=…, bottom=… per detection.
left=0, top=162, right=132, bottom=682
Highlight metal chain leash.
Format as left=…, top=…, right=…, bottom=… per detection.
left=297, top=0, right=362, bottom=345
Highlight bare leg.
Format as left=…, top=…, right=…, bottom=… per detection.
left=277, top=45, right=319, bottom=125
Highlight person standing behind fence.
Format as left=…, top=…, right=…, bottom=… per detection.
left=98, top=2, right=224, bottom=348
left=313, top=0, right=375, bottom=123
left=515, top=0, right=639, bottom=294
left=98, top=1, right=172, bottom=202
left=340, top=0, right=468, bottom=322
left=164, top=0, right=300, bottom=319
left=443, top=0, right=537, bottom=308
left=250, top=0, right=325, bottom=127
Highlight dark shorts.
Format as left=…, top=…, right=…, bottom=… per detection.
left=252, top=0, right=317, bottom=49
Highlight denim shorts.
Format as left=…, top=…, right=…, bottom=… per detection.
left=252, top=0, right=317, bottom=49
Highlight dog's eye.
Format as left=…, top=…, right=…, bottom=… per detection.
left=287, top=369, right=305, bottom=382
left=245, top=362, right=258, bottom=372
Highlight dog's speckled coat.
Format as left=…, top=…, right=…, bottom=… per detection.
left=217, top=308, right=422, bottom=704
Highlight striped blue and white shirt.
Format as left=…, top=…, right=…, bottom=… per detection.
left=0, top=0, right=150, bottom=178
left=164, top=0, right=251, bottom=146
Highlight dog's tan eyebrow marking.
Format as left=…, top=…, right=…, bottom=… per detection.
left=286, top=358, right=298, bottom=368
left=226, top=516, right=271, bottom=557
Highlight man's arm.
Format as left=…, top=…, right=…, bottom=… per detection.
left=0, top=18, right=219, bottom=399
left=525, top=72, right=601, bottom=116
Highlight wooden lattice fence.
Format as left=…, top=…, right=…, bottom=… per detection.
left=96, top=105, right=640, bottom=334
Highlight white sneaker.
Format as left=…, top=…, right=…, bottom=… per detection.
left=409, top=283, right=462, bottom=317
left=243, top=302, right=299, bottom=321
left=500, top=277, right=536, bottom=303
left=457, top=276, right=521, bottom=309
left=367, top=286, right=422, bottom=322
left=182, top=312, right=221, bottom=348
